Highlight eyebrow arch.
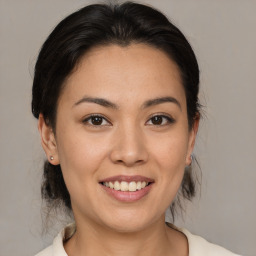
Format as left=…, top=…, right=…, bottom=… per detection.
left=73, top=96, right=119, bottom=109
left=73, top=96, right=181, bottom=110
left=142, top=96, right=182, bottom=110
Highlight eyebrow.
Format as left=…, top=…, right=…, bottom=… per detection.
left=73, top=96, right=181, bottom=110
left=73, top=96, right=119, bottom=109
left=142, top=97, right=181, bottom=110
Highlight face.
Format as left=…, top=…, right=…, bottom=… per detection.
left=39, top=44, right=198, bottom=232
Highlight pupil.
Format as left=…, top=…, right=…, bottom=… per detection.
left=92, top=116, right=103, bottom=125
left=152, top=116, right=162, bottom=125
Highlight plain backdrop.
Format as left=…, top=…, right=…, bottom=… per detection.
left=0, top=0, right=255, bottom=255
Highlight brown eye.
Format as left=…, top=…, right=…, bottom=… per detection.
left=147, top=115, right=175, bottom=126
left=151, top=116, right=163, bottom=125
left=91, top=116, right=103, bottom=125
left=83, top=115, right=110, bottom=126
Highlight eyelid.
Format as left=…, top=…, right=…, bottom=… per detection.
left=146, top=113, right=175, bottom=125
left=82, top=114, right=112, bottom=126
left=82, top=113, right=175, bottom=127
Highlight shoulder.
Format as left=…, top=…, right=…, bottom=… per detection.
left=34, top=224, right=75, bottom=256
left=35, top=245, right=53, bottom=256
left=34, top=233, right=67, bottom=256
left=181, top=228, right=241, bottom=256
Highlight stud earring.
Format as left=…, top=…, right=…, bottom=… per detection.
left=50, top=156, right=54, bottom=161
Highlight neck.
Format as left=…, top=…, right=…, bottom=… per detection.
left=64, top=215, right=188, bottom=256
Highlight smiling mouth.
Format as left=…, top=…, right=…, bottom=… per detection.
left=100, top=181, right=152, bottom=192
left=99, top=175, right=154, bottom=202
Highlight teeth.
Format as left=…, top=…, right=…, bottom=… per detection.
left=129, top=181, right=137, bottom=192
left=114, top=181, right=120, bottom=191
left=104, top=182, right=110, bottom=188
left=109, top=182, right=114, bottom=189
left=103, top=181, right=150, bottom=192
left=136, top=181, right=141, bottom=190
left=120, top=181, right=129, bottom=191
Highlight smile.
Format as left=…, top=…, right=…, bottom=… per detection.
left=99, top=175, right=154, bottom=202
left=102, top=181, right=150, bottom=192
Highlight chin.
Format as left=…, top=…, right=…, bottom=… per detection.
left=99, top=209, right=159, bottom=233
left=105, top=220, right=148, bottom=233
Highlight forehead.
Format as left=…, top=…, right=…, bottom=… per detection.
left=60, top=43, right=186, bottom=108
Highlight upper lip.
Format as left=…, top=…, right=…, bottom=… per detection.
left=99, top=175, right=154, bottom=183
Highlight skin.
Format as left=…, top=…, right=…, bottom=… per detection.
left=38, top=43, right=199, bottom=256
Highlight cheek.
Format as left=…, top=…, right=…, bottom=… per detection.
left=149, top=129, right=189, bottom=201
left=150, top=131, right=189, bottom=172
left=55, top=128, right=110, bottom=187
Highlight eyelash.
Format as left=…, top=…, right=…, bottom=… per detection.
left=82, top=113, right=175, bottom=127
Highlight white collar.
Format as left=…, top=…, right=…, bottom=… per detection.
left=48, top=223, right=239, bottom=256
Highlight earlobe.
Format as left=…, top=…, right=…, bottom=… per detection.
left=186, top=115, right=200, bottom=166
left=38, top=114, right=60, bottom=165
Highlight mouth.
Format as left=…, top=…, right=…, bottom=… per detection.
left=100, top=180, right=152, bottom=192
left=99, top=175, right=154, bottom=202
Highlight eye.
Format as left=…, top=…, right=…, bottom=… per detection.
left=146, top=114, right=175, bottom=126
left=82, top=114, right=111, bottom=126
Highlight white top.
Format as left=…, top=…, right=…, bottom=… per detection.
left=35, top=223, right=241, bottom=256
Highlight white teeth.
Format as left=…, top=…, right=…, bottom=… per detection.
left=129, top=181, right=137, bottom=192
left=102, top=180, right=150, bottom=192
left=109, top=182, right=114, bottom=189
left=114, top=181, right=120, bottom=190
left=104, top=182, right=109, bottom=187
left=120, top=181, right=129, bottom=191
left=141, top=181, right=146, bottom=188
left=136, top=181, right=142, bottom=190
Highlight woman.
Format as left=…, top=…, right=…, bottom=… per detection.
left=32, top=2, right=240, bottom=255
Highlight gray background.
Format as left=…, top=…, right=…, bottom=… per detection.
left=0, top=0, right=255, bottom=255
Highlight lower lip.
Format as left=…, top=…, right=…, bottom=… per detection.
left=100, top=183, right=153, bottom=202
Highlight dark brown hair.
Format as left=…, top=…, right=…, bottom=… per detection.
left=32, top=1, right=200, bottom=220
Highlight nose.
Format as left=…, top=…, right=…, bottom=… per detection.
left=109, top=124, right=148, bottom=167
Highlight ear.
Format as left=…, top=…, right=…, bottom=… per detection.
left=185, top=114, right=200, bottom=166
left=38, top=114, right=60, bottom=165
